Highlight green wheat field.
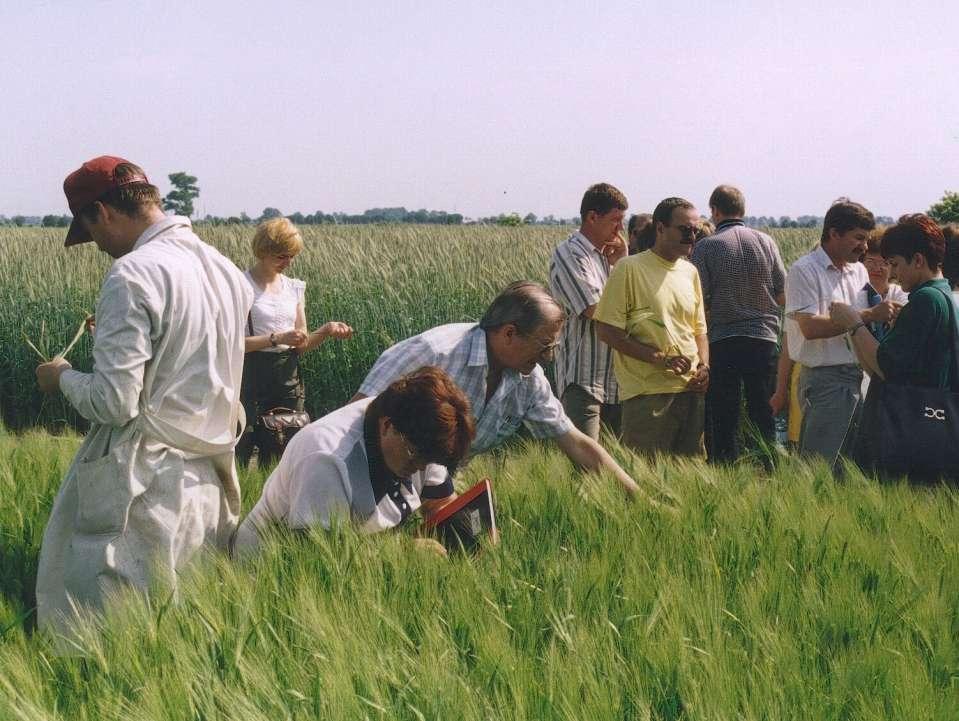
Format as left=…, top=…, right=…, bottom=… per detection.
left=1, top=226, right=957, bottom=719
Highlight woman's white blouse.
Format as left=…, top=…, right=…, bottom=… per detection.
left=244, top=271, right=306, bottom=352
left=232, top=399, right=451, bottom=554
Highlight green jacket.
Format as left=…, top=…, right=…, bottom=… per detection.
left=876, top=279, right=957, bottom=389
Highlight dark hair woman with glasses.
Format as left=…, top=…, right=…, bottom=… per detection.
left=233, top=366, right=475, bottom=554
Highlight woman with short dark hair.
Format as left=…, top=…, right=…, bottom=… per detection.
left=830, top=215, right=958, bottom=479
left=233, top=366, right=476, bottom=554
left=832, top=214, right=955, bottom=388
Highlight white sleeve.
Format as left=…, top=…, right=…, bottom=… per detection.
left=292, top=278, right=306, bottom=305
left=888, top=284, right=909, bottom=305
left=285, top=453, right=353, bottom=530
left=418, top=463, right=455, bottom=499
left=522, top=370, right=575, bottom=439
left=60, top=269, right=155, bottom=426
left=785, top=263, right=820, bottom=316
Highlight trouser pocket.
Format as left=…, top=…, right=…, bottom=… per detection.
left=75, top=438, right=136, bottom=535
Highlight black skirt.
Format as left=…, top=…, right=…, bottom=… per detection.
left=237, top=350, right=305, bottom=464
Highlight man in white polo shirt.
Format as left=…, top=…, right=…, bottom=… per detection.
left=548, top=183, right=628, bottom=440
left=785, top=198, right=899, bottom=463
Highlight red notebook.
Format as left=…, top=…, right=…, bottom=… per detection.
left=423, top=479, right=498, bottom=551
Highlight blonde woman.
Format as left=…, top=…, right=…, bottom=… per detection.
left=238, top=217, right=353, bottom=465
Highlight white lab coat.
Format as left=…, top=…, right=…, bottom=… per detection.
left=36, top=217, right=253, bottom=639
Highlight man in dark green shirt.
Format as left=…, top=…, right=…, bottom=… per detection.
left=830, top=214, right=956, bottom=390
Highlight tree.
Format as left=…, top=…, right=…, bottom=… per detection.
left=41, top=214, right=70, bottom=227
left=163, top=172, right=200, bottom=217
left=928, top=191, right=959, bottom=224
left=523, top=213, right=537, bottom=225
left=260, top=207, right=283, bottom=221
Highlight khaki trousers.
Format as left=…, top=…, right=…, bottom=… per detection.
left=622, top=392, right=706, bottom=458
left=560, top=384, right=621, bottom=441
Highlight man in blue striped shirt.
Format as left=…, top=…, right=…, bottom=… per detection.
left=549, top=183, right=629, bottom=440
left=351, top=282, right=646, bottom=501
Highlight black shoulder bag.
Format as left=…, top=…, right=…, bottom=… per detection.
left=853, top=288, right=959, bottom=483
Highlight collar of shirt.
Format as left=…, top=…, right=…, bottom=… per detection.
left=467, top=324, right=488, bottom=368
left=362, top=408, right=412, bottom=502
left=647, top=248, right=681, bottom=269
left=466, top=323, right=524, bottom=410
left=132, top=215, right=193, bottom=253
left=908, top=278, right=952, bottom=300
left=715, top=219, right=745, bottom=231
left=570, top=231, right=606, bottom=260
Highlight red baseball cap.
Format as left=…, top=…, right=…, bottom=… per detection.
left=63, top=156, right=150, bottom=247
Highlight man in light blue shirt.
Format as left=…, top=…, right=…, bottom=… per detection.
left=353, top=281, right=645, bottom=500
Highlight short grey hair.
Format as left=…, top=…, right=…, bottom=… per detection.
left=479, top=281, right=565, bottom=335
left=708, top=185, right=746, bottom=217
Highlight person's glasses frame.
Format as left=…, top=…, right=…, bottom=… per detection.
left=669, top=223, right=699, bottom=237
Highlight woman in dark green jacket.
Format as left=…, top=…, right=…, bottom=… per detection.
left=831, top=214, right=955, bottom=388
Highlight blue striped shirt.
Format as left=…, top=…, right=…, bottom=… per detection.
left=358, top=323, right=573, bottom=457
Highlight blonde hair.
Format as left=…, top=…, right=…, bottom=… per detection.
left=251, top=217, right=304, bottom=259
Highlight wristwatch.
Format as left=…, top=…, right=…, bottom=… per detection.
left=269, top=332, right=277, bottom=347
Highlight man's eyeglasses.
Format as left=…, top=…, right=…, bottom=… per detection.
left=670, top=224, right=698, bottom=237
left=398, top=431, right=425, bottom=463
left=528, top=335, right=560, bottom=358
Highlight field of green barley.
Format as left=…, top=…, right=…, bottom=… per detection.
left=1, top=429, right=957, bottom=719
left=3, top=224, right=957, bottom=719
left=1, top=224, right=818, bottom=431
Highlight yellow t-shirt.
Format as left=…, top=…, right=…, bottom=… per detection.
left=594, top=250, right=707, bottom=400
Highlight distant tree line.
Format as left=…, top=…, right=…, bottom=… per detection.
left=7, top=188, right=957, bottom=228
left=742, top=214, right=891, bottom=228
left=0, top=215, right=71, bottom=227
left=198, top=207, right=466, bottom=226
left=197, top=208, right=582, bottom=226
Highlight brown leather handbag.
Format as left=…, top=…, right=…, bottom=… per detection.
left=256, top=406, right=310, bottom=460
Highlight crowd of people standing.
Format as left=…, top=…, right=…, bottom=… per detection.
left=32, top=155, right=959, bottom=643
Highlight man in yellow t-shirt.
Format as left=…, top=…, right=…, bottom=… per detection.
left=595, top=197, right=710, bottom=457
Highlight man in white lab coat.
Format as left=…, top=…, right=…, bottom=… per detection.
left=34, top=156, right=252, bottom=639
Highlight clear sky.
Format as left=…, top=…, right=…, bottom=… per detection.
left=2, top=0, right=957, bottom=219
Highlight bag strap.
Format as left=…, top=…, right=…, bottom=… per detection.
left=933, top=287, right=959, bottom=390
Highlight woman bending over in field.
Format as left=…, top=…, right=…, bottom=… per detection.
left=238, top=217, right=353, bottom=466
left=232, top=366, right=475, bottom=555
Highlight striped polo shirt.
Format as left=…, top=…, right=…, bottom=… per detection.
left=548, top=231, right=619, bottom=404
left=358, top=323, right=573, bottom=454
